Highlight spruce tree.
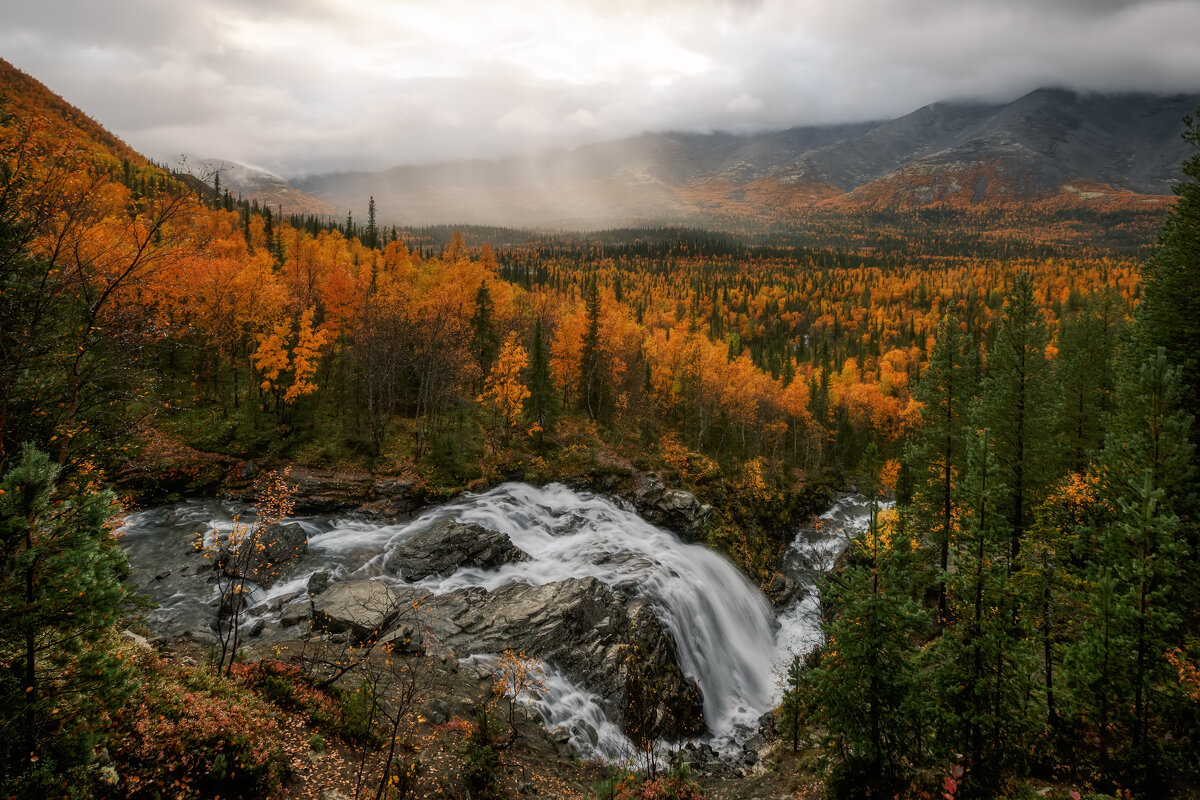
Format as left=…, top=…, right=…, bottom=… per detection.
left=1055, top=290, right=1124, bottom=473
left=1134, top=108, right=1200, bottom=420
left=932, top=431, right=1041, bottom=791
left=0, top=445, right=132, bottom=791
left=525, top=317, right=557, bottom=444
left=808, top=456, right=930, bottom=797
left=1072, top=348, right=1194, bottom=769
left=469, top=283, right=499, bottom=381
left=365, top=195, right=378, bottom=250
left=905, top=314, right=971, bottom=627
left=977, top=273, right=1059, bottom=564
left=579, top=279, right=610, bottom=422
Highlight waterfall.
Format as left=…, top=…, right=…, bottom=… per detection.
left=119, top=482, right=880, bottom=760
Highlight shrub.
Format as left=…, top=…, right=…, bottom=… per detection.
left=233, top=660, right=340, bottom=730
left=459, top=706, right=502, bottom=799
left=105, top=656, right=288, bottom=799
left=337, top=677, right=381, bottom=746
left=610, top=772, right=705, bottom=800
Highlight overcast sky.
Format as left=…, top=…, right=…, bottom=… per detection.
left=4, top=0, right=1200, bottom=177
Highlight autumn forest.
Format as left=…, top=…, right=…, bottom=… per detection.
left=2, top=51, right=1200, bottom=800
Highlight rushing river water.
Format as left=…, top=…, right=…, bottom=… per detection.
left=119, top=483, right=880, bottom=761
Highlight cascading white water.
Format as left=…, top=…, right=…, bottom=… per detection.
left=339, top=483, right=778, bottom=747
left=118, top=482, right=880, bottom=762
left=467, top=654, right=632, bottom=762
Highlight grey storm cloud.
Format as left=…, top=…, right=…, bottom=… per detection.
left=3, top=0, right=1199, bottom=176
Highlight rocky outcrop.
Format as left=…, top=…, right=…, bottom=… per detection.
left=419, top=577, right=705, bottom=738
left=762, top=573, right=801, bottom=609
left=382, top=519, right=529, bottom=580
left=631, top=473, right=713, bottom=542
left=222, top=521, right=308, bottom=588
left=304, top=573, right=705, bottom=737
left=223, top=466, right=428, bottom=518
left=311, top=579, right=406, bottom=643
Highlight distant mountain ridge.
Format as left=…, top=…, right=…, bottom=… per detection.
left=185, top=157, right=334, bottom=217
left=294, top=87, right=1200, bottom=227
left=2, top=54, right=1195, bottom=229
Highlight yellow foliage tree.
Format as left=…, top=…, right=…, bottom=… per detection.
left=285, top=307, right=330, bottom=403
left=253, top=317, right=292, bottom=396
left=479, top=333, right=531, bottom=433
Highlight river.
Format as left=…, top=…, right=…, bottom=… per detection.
left=118, top=482, right=881, bottom=761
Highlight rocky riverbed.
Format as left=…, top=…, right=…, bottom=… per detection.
left=119, top=481, right=877, bottom=767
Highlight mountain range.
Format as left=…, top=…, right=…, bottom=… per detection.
left=289, top=87, right=1199, bottom=227
left=2, top=56, right=1195, bottom=229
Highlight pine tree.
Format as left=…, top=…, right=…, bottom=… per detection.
left=977, top=273, right=1059, bottom=565
left=0, top=446, right=132, bottom=790
left=525, top=317, right=558, bottom=443
left=1134, top=107, right=1200, bottom=420
left=905, top=314, right=971, bottom=627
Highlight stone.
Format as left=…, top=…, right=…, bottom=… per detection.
left=120, top=630, right=153, bottom=650
left=266, top=589, right=303, bottom=612
left=244, top=617, right=266, bottom=638
left=763, top=574, right=801, bottom=608
left=741, top=733, right=766, bottom=767
left=311, top=579, right=403, bottom=643
left=287, top=468, right=373, bottom=513
left=420, top=576, right=705, bottom=739
left=221, top=522, right=308, bottom=588
left=382, top=519, right=529, bottom=580
left=185, top=629, right=219, bottom=648
left=549, top=725, right=572, bottom=746
left=372, top=477, right=415, bottom=498
left=280, top=599, right=312, bottom=628
left=631, top=472, right=712, bottom=541
left=378, top=623, right=422, bottom=653
left=757, top=710, right=779, bottom=741
left=428, top=697, right=450, bottom=725
left=306, top=570, right=332, bottom=597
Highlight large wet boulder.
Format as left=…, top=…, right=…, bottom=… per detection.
left=311, top=579, right=405, bottom=643
left=632, top=473, right=713, bottom=542
left=383, top=519, right=529, bottom=580
left=763, top=572, right=801, bottom=608
left=220, top=521, right=308, bottom=588
left=420, top=576, right=705, bottom=739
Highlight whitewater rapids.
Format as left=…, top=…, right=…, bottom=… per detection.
left=119, top=482, right=878, bottom=761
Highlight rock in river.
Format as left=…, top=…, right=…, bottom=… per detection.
left=311, top=579, right=409, bottom=643
left=382, top=518, right=529, bottom=580
left=631, top=473, right=713, bottom=542
left=421, top=576, right=705, bottom=738
left=221, top=521, right=308, bottom=588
